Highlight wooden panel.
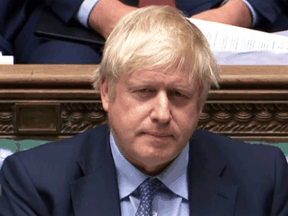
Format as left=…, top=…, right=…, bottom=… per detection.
left=219, top=65, right=288, bottom=87
left=15, top=103, right=60, bottom=134
left=0, top=65, right=97, bottom=87
left=0, top=65, right=288, bottom=142
left=1, top=65, right=288, bottom=87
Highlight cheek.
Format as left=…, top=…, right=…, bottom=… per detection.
left=179, top=102, right=200, bottom=120
left=109, top=99, right=151, bottom=132
left=121, top=97, right=151, bottom=118
left=175, top=104, right=200, bottom=133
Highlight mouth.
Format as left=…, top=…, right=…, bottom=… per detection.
left=143, top=132, right=174, bottom=139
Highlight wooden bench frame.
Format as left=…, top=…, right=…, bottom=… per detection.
left=0, top=65, right=288, bottom=142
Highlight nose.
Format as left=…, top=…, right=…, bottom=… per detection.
left=150, top=91, right=171, bottom=124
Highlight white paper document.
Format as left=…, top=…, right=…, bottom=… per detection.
left=0, top=52, right=14, bottom=64
left=187, top=18, right=288, bottom=53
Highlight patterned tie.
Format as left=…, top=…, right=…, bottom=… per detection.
left=135, top=178, right=162, bottom=216
left=139, top=0, right=176, bottom=8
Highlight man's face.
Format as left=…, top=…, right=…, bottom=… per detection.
left=101, top=69, right=203, bottom=175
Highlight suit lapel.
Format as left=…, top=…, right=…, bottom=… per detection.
left=188, top=131, right=239, bottom=216
left=70, top=125, right=121, bottom=216
left=69, top=126, right=239, bottom=216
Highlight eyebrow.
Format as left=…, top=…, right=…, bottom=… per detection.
left=127, top=79, right=196, bottom=93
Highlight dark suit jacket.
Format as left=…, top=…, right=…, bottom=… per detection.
left=0, top=124, right=288, bottom=216
left=0, top=0, right=287, bottom=59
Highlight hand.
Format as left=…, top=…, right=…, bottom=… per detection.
left=89, top=0, right=137, bottom=39
left=191, top=0, right=253, bottom=28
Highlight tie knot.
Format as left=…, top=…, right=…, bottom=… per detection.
left=139, top=178, right=162, bottom=200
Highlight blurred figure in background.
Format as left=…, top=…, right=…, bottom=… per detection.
left=0, top=0, right=287, bottom=64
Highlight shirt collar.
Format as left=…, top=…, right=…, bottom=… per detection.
left=110, top=132, right=189, bottom=201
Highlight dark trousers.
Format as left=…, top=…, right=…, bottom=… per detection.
left=14, top=7, right=102, bottom=64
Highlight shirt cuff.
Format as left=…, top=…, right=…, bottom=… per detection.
left=221, top=0, right=258, bottom=27
left=76, top=0, right=100, bottom=28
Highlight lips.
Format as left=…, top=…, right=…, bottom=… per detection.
left=144, top=132, right=173, bottom=139
left=147, top=133, right=169, bottom=137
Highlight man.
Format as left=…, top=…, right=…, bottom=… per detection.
left=1, top=6, right=288, bottom=216
left=0, top=0, right=287, bottom=63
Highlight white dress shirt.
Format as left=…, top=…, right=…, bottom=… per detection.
left=75, top=0, right=259, bottom=29
left=109, top=132, right=190, bottom=216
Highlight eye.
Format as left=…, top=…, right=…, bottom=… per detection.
left=174, top=91, right=183, bottom=97
left=138, top=89, right=149, bottom=93
left=135, top=88, right=156, bottom=95
left=169, top=90, right=189, bottom=99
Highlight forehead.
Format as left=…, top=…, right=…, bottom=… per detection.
left=123, top=69, right=198, bottom=88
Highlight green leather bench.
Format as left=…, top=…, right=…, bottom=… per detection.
left=0, top=139, right=287, bottom=169
left=250, top=142, right=288, bottom=163
left=0, top=140, right=49, bottom=168
left=0, top=139, right=287, bottom=197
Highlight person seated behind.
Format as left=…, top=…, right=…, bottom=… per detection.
left=0, top=0, right=287, bottom=64
left=1, top=6, right=288, bottom=216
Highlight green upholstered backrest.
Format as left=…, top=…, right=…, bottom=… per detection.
left=0, top=140, right=49, bottom=168
left=0, top=139, right=288, bottom=169
left=249, top=141, right=288, bottom=162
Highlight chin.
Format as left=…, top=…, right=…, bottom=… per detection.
left=137, top=157, right=176, bottom=175
left=138, top=150, right=175, bottom=164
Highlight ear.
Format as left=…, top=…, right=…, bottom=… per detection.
left=197, top=98, right=205, bottom=118
left=100, top=78, right=109, bottom=112
left=199, top=109, right=203, bottom=117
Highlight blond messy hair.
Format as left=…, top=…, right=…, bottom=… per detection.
left=92, top=5, right=220, bottom=108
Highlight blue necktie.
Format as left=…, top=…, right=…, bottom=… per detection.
left=135, top=178, right=162, bottom=216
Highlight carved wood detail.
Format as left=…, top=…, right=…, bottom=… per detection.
left=199, top=102, right=288, bottom=136
left=60, top=102, right=107, bottom=134
left=0, top=103, right=14, bottom=134
left=58, top=102, right=288, bottom=137
left=0, top=101, right=287, bottom=141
